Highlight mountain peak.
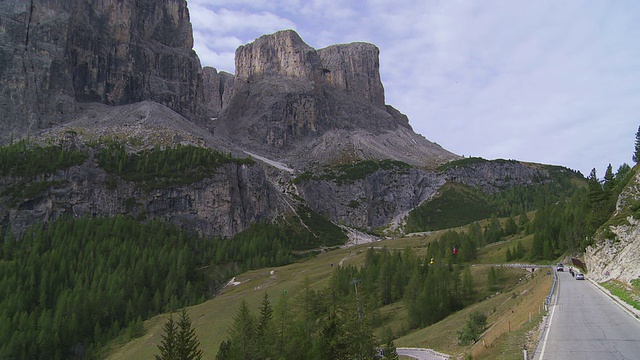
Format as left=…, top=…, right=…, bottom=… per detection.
left=235, top=29, right=320, bottom=81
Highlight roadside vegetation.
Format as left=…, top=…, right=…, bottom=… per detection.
left=600, top=280, right=640, bottom=311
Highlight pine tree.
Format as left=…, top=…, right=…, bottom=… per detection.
left=155, top=314, right=178, bottom=360
left=229, top=299, right=257, bottom=360
left=603, top=163, right=615, bottom=192
left=156, top=310, right=202, bottom=360
left=633, top=126, right=640, bottom=163
left=382, top=338, right=399, bottom=360
left=256, top=292, right=275, bottom=358
left=176, top=309, right=202, bottom=360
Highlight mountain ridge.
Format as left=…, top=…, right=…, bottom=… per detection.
left=0, top=1, right=580, bottom=240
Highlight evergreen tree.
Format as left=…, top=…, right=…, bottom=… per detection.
left=633, top=126, right=640, bottom=163
left=487, top=267, right=498, bottom=291
left=616, top=163, right=632, bottom=182
left=176, top=309, right=202, bottom=360
left=256, top=293, right=275, bottom=358
left=603, top=163, right=615, bottom=192
left=381, top=339, right=399, bottom=360
left=504, top=216, right=518, bottom=236
left=155, top=314, right=178, bottom=360
left=228, top=299, right=257, bottom=360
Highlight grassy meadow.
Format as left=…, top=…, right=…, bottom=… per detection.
left=105, top=231, right=554, bottom=359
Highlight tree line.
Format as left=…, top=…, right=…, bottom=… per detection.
left=0, top=211, right=345, bottom=359
left=0, top=139, right=87, bottom=177
left=95, top=141, right=254, bottom=191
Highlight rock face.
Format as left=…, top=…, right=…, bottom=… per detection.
left=236, top=30, right=321, bottom=82
left=296, top=167, right=445, bottom=230
left=0, top=145, right=283, bottom=239
left=443, top=159, right=553, bottom=193
left=586, top=170, right=640, bottom=283
left=0, top=0, right=204, bottom=144
left=318, top=43, right=385, bottom=108
left=202, top=67, right=234, bottom=119
left=216, top=30, right=454, bottom=167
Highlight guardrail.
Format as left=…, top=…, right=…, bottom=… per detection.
left=531, top=265, right=557, bottom=360
left=546, top=265, right=557, bottom=306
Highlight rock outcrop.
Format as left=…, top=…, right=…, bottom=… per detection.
left=296, top=167, right=445, bottom=230
left=236, top=30, right=321, bottom=82
left=0, top=0, right=204, bottom=144
left=586, top=169, right=640, bottom=283
left=443, top=159, right=554, bottom=193
left=216, top=30, right=457, bottom=167
left=202, top=67, right=234, bottom=119
left=318, top=42, right=385, bottom=108
left=0, top=102, right=286, bottom=238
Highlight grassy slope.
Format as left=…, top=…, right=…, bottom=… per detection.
left=105, top=233, right=552, bottom=359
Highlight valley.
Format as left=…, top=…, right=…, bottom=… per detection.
left=1, top=1, right=639, bottom=359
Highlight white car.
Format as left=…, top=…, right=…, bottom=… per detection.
left=575, top=273, right=585, bottom=280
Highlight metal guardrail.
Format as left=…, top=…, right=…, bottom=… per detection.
left=546, top=265, right=558, bottom=306
left=531, top=265, right=557, bottom=360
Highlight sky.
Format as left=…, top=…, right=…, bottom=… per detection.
left=187, top=0, right=640, bottom=177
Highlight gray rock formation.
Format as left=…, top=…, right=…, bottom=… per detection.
left=318, top=42, right=385, bottom=108
left=236, top=30, right=321, bottom=82
left=0, top=103, right=286, bottom=238
left=215, top=30, right=458, bottom=168
left=296, top=167, right=445, bottom=230
left=444, top=159, right=551, bottom=193
left=0, top=0, right=204, bottom=143
left=202, top=67, right=234, bottom=119
left=585, top=170, right=640, bottom=283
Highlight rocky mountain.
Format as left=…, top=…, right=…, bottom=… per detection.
left=0, top=1, right=577, bottom=240
left=586, top=168, right=640, bottom=283
left=214, top=30, right=456, bottom=168
left=0, top=0, right=204, bottom=143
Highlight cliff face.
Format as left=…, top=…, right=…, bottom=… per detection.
left=443, top=160, right=552, bottom=193
left=202, top=67, right=234, bottom=119
left=216, top=30, right=454, bottom=167
left=296, top=167, right=445, bottom=230
left=318, top=43, right=385, bottom=108
left=0, top=144, right=282, bottom=239
left=586, top=169, right=640, bottom=283
left=0, top=0, right=204, bottom=143
left=236, top=30, right=321, bottom=82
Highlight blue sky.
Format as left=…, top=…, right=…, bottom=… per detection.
left=187, top=0, right=640, bottom=177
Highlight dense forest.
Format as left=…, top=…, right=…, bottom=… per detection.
left=0, top=211, right=346, bottom=359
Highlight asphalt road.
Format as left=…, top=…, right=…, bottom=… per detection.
left=535, top=271, right=640, bottom=359
left=395, top=347, right=450, bottom=360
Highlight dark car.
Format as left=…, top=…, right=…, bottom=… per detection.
left=575, top=273, right=585, bottom=280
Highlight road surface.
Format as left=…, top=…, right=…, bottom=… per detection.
left=535, top=271, right=640, bottom=359
left=396, top=347, right=450, bottom=360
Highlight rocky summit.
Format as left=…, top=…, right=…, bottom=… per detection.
left=0, top=1, right=574, bottom=239
left=215, top=29, right=456, bottom=168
